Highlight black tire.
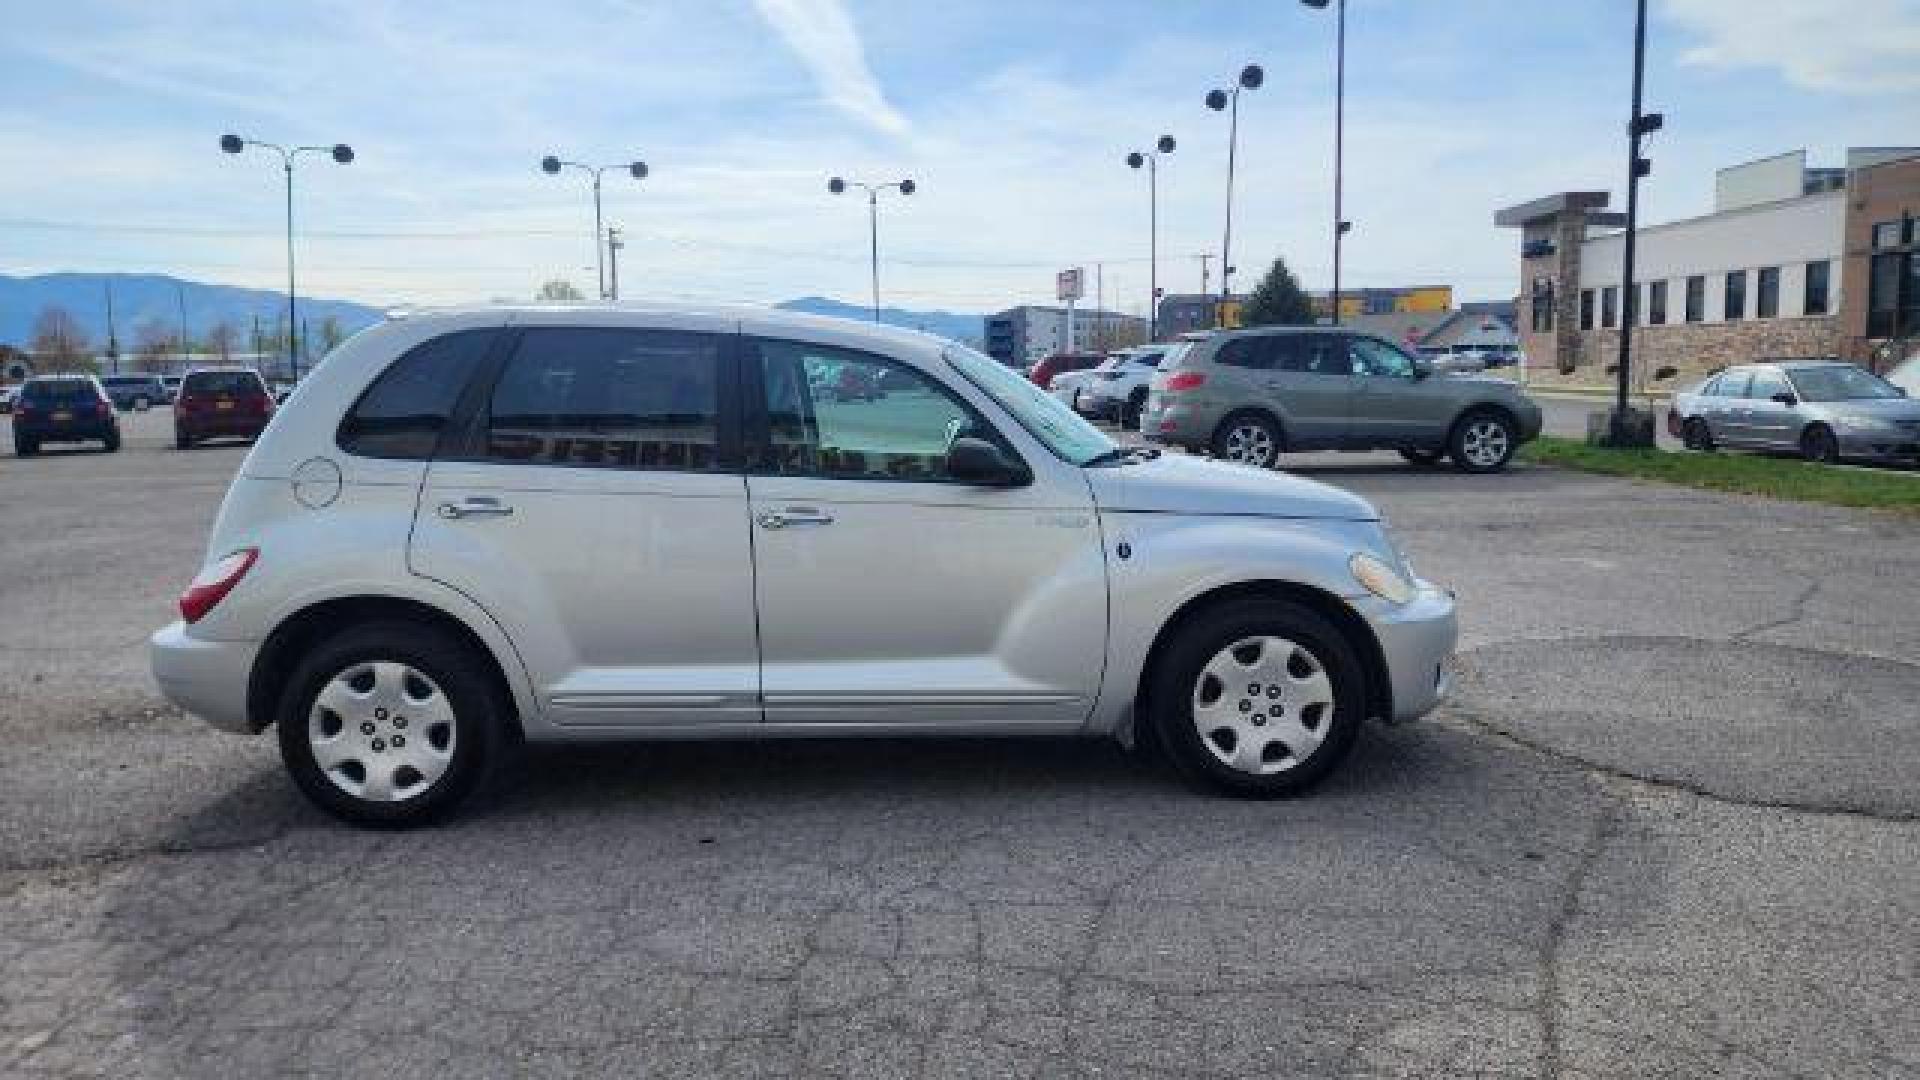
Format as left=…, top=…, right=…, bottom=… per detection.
left=277, top=620, right=511, bottom=827
left=1449, top=408, right=1518, bottom=473
left=175, top=427, right=193, bottom=450
left=13, top=436, right=36, bottom=457
left=1398, top=448, right=1445, bottom=467
left=1123, top=388, right=1148, bottom=430
left=1800, top=424, right=1840, bottom=465
left=102, top=429, right=120, bottom=453
left=1682, top=417, right=1716, bottom=452
left=1210, top=411, right=1283, bottom=469
left=1148, top=598, right=1366, bottom=799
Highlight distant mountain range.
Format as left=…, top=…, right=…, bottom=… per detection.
left=0, top=274, right=986, bottom=350
left=0, top=273, right=384, bottom=349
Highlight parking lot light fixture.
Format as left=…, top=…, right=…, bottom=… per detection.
left=1127, top=136, right=1176, bottom=340
left=1206, top=64, right=1262, bottom=305
left=542, top=155, right=649, bottom=302
left=219, top=133, right=353, bottom=381
left=829, top=176, right=915, bottom=322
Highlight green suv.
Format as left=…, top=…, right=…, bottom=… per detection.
left=1141, top=327, right=1543, bottom=472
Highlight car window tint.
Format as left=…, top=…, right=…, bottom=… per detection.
left=1349, top=336, right=1416, bottom=378
left=1746, top=371, right=1788, bottom=400
left=184, top=371, right=264, bottom=395
left=1717, top=371, right=1752, bottom=399
left=23, top=380, right=97, bottom=403
left=1214, top=337, right=1274, bottom=370
left=339, top=329, right=494, bottom=459
left=485, top=327, right=723, bottom=471
left=754, top=339, right=989, bottom=481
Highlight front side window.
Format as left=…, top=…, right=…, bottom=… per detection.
left=1649, top=280, right=1668, bottom=325
left=339, top=329, right=495, bottom=459
left=755, top=339, right=1006, bottom=481
left=1725, top=271, right=1747, bottom=321
left=1756, top=266, right=1780, bottom=319
left=483, top=327, right=723, bottom=471
left=1685, top=275, right=1705, bottom=322
left=1348, top=336, right=1416, bottom=378
left=1746, top=369, right=1788, bottom=401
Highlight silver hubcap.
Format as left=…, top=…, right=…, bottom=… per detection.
left=1191, top=635, right=1335, bottom=775
left=1223, top=424, right=1276, bottom=467
left=308, top=661, right=457, bottom=803
left=1461, top=420, right=1510, bottom=467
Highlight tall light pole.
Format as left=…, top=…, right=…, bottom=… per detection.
left=1610, top=0, right=1662, bottom=445
left=828, top=176, right=916, bottom=322
left=1206, top=64, right=1263, bottom=307
left=1301, top=0, right=1348, bottom=325
left=542, top=155, right=649, bottom=301
left=220, top=134, right=352, bottom=381
left=1127, top=136, right=1176, bottom=340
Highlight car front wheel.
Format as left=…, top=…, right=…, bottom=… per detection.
left=1682, top=417, right=1716, bottom=452
left=1450, top=410, right=1517, bottom=473
left=277, top=621, right=509, bottom=827
left=1212, top=413, right=1282, bottom=469
left=1150, top=598, right=1365, bottom=798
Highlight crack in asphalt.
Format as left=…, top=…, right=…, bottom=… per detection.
left=1730, top=575, right=1823, bottom=641
left=1537, top=800, right=1617, bottom=1080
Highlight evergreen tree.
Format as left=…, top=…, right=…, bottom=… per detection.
left=1238, top=257, right=1314, bottom=327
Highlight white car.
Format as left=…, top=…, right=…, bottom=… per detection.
left=1081, top=344, right=1177, bottom=428
left=150, top=304, right=1456, bottom=825
left=1048, top=365, right=1106, bottom=412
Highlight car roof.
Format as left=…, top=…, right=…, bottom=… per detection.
left=383, top=301, right=967, bottom=356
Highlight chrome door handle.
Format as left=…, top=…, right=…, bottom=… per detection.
left=757, top=507, right=834, bottom=530
left=437, top=498, right=514, bottom=520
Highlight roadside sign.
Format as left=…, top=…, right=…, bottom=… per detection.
left=1057, top=267, right=1084, bottom=302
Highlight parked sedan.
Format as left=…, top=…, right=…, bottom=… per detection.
left=1082, top=344, right=1176, bottom=428
left=1669, top=360, right=1920, bottom=464
left=1143, top=326, right=1543, bottom=473
left=150, top=305, right=1456, bottom=825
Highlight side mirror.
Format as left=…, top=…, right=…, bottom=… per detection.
left=1770, top=392, right=1798, bottom=407
left=947, top=437, right=1029, bottom=487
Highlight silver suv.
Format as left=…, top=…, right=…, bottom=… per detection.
left=1141, top=327, right=1543, bottom=472
left=150, top=306, right=1455, bottom=825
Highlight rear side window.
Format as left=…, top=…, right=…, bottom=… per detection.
left=1717, top=371, right=1753, bottom=399
left=339, top=329, right=495, bottom=459
left=1214, top=337, right=1275, bottom=370
left=183, top=371, right=265, bottom=396
left=483, top=327, right=724, bottom=471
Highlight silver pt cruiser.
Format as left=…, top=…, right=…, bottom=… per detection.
left=151, top=305, right=1456, bottom=825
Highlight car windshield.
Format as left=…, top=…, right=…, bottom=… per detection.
left=1787, top=365, right=1901, bottom=402
left=23, top=380, right=96, bottom=403
left=946, top=345, right=1117, bottom=466
left=184, top=371, right=263, bottom=395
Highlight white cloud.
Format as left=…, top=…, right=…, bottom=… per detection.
left=1666, top=0, right=1920, bottom=92
left=751, top=0, right=909, bottom=136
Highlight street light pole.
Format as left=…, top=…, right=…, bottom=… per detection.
left=542, top=156, right=649, bottom=301
left=1206, top=65, right=1264, bottom=307
left=221, top=134, right=353, bottom=382
left=828, top=176, right=916, bottom=322
left=1612, top=0, right=1663, bottom=444
left=1127, top=136, right=1176, bottom=340
left=1302, top=0, right=1347, bottom=324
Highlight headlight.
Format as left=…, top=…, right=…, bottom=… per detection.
left=1350, top=552, right=1415, bottom=605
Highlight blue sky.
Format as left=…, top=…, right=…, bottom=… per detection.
left=1, top=0, right=1917, bottom=315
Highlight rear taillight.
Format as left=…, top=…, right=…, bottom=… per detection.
left=179, top=548, right=258, bottom=624
left=1162, top=371, right=1207, bottom=392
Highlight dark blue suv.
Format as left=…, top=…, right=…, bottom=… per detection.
left=11, top=375, right=121, bottom=456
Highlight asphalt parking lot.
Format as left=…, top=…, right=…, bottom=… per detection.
left=2, top=409, right=1916, bottom=1078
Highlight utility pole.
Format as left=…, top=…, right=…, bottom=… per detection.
left=1608, top=0, right=1661, bottom=446
left=176, top=283, right=190, bottom=371
left=104, top=282, right=120, bottom=374
left=607, top=227, right=624, bottom=302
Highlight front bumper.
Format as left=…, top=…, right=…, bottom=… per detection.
left=150, top=621, right=260, bottom=733
left=1836, top=427, right=1920, bottom=461
left=1353, top=580, right=1457, bottom=723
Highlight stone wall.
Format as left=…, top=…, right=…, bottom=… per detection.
left=1522, top=315, right=1842, bottom=389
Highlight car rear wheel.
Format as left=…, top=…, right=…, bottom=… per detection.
left=175, top=427, right=193, bottom=450
left=1682, top=417, right=1716, bottom=452
left=13, top=436, right=36, bottom=457
left=1450, top=410, right=1517, bottom=473
left=102, top=429, right=120, bottom=453
left=277, top=621, right=509, bottom=827
left=1398, top=448, right=1445, bottom=467
left=1800, top=423, right=1839, bottom=465
left=1150, top=598, right=1364, bottom=798
left=1212, top=413, right=1282, bottom=469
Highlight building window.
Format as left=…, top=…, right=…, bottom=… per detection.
left=1867, top=251, right=1919, bottom=340
left=1601, top=286, right=1617, bottom=328
left=1873, top=220, right=1905, bottom=249
left=1580, top=289, right=1595, bottom=330
left=1530, top=277, right=1555, bottom=333
left=1756, top=266, right=1780, bottom=319
left=1685, top=276, right=1705, bottom=322
left=1724, top=270, right=1747, bottom=321
left=1804, top=260, right=1830, bottom=316
left=1648, top=280, right=1668, bottom=325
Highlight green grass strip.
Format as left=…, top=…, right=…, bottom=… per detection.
left=1518, top=436, right=1920, bottom=514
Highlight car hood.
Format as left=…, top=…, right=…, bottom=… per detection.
left=1085, top=451, right=1379, bottom=521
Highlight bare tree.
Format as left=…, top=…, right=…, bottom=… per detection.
left=536, top=279, right=586, bottom=303
left=205, top=321, right=239, bottom=362
left=319, top=317, right=346, bottom=356
left=133, top=319, right=175, bottom=373
left=30, top=306, right=93, bottom=372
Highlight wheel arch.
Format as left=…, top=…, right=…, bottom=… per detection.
left=1134, top=579, right=1392, bottom=737
left=1452, top=400, right=1520, bottom=436
left=247, top=595, right=522, bottom=735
